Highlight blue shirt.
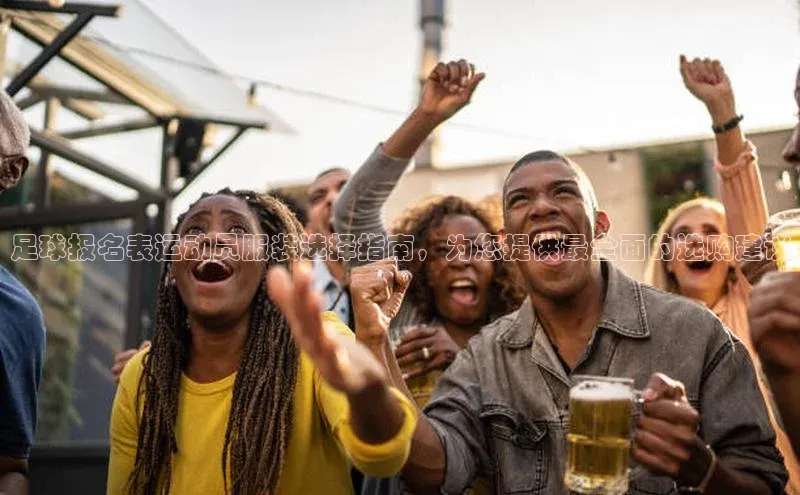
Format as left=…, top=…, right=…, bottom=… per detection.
left=312, top=256, right=351, bottom=328
left=0, top=265, right=46, bottom=458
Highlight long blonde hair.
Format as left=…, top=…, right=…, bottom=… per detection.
left=644, top=197, right=728, bottom=294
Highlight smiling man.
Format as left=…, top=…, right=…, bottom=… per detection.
left=306, top=168, right=353, bottom=327
left=355, top=148, right=789, bottom=494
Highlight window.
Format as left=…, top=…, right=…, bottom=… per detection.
left=640, top=143, right=709, bottom=234
left=0, top=218, right=130, bottom=444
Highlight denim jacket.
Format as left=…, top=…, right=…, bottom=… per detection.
left=422, top=261, right=788, bottom=494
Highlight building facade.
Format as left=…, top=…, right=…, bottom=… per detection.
left=280, top=126, right=798, bottom=282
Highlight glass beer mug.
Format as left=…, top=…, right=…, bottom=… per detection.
left=769, top=209, right=800, bottom=272
left=565, top=375, right=640, bottom=495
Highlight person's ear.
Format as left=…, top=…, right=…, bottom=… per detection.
left=0, top=155, right=29, bottom=190
left=594, top=210, right=611, bottom=239
left=498, top=228, right=509, bottom=258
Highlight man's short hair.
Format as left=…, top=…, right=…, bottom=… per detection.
left=313, top=167, right=349, bottom=183
left=503, top=150, right=599, bottom=214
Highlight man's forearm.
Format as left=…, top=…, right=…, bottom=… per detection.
left=401, top=418, right=447, bottom=494
left=382, top=109, right=443, bottom=159
left=357, top=330, right=415, bottom=401
left=705, top=461, right=772, bottom=495
left=681, top=437, right=772, bottom=495
left=765, top=370, right=800, bottom=459
left=348, top=381, right=405, bottom=444
left=357, top=331, right=447, bottom=492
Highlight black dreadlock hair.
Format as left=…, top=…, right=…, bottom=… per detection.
left=127, top=188, right=303, bottom=495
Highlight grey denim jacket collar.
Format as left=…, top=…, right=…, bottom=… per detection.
left=497, top=261, right=651, bottom=351
left=423, top=262, right=788, bottom=495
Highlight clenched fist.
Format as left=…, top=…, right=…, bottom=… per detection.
left=349, top=258, right=412, bottom=343
left=679, top=55, right=737, bottom=127
left=748, top=271, right=800, bottom=374
left=418, top=59, right=485, bottom=123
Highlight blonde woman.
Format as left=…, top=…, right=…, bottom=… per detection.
left=645, top=56, right=800, bottom=493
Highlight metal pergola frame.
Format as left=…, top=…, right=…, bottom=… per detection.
left=0, top=1, right=264, bottom=351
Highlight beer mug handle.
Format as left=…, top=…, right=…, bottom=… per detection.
left=631, top=390, right=646, bottom=423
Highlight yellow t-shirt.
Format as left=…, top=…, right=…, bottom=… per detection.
left=107, top=312, right=417, bottom=494
left=406, top=370, right=443, bottom=408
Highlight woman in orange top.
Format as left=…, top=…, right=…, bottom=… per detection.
left=645, top=56, right=800, bottom=493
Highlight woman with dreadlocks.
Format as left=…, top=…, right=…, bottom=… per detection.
left=333, top=60, right=524, bottom=495
left=107, top=189, right=417, bottom=495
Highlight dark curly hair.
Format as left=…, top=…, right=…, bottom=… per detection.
left=390, top=195, right=525, bottom=325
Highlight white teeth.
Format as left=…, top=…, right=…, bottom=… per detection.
left=196, top=259, right=232, bottom=274
left=532, top=231, right=565, bottom=245
left=450, top=280, right=476, bottom=289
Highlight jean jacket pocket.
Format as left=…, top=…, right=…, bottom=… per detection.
left=481, top=404, right=549, bottom=494
left=628, top=466, right=676, bottom=494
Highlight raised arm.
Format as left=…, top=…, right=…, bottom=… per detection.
left=333, top=60, right=485, bottom=269
left=349, top=259, right=488, bottom=494
left=680, top=56, right=768, bottom=245
left=267, top=262, right=416, bottom=476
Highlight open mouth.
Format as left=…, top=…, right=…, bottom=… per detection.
left=686, top=259, right=714, bottom=273
left=449, top=279, right=478, bottom=306
left=531, top=231, right=569, bottom=263
left=192, top=259, right=234, bottom=283
left=326, top=213, right=335, bottom=235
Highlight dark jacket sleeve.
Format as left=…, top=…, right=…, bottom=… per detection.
left=332, top=144, right=411, bottom=270
left=700, top=321, right=788, bottom=493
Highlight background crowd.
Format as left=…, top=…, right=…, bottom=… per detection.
left=1, top=50, right=800, bottom=495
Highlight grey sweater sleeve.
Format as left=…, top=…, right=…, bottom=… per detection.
left=332, top=144, right=412, bottom=270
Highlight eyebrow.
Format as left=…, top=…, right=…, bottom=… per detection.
left=221, top=209, right=251, bottom=221
left=505, top=178, right=580, bottom=197
left=309, top=179, right=348, bottom=196
left=551, top=179, right=580, bottom=188
left=671, top=222, right=721, bottom=234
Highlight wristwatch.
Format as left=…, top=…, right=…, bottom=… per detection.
left=676, top=445, right=717, bottom=493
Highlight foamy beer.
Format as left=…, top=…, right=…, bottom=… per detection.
left=770, top=209, right=800, bottom=272
left=565, top=376, right=637, bottom=494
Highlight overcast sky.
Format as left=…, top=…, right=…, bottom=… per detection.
left=11, top=0, right=800, bottom=217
